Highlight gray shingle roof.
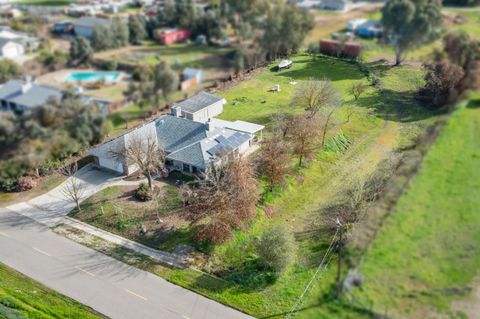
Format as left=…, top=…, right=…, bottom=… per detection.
left=173, top=92, right=224, bottom=114
left=167, top=142, right=207, bottom=169
left=0, top=80, right=62, bottom=108
left=72, top=17, right=111, bottom=29
left=155, top=115, right=207, bottom=152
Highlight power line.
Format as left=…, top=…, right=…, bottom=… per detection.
left=285, top=228, right=340, bottom=319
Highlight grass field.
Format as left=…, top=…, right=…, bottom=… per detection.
left=347, top=102, right=480, bottom=318
left=0, top=262, right=105, bottom=319
left=15, top=0, right=73, bottom=7
left=71, top=52, right=440, bottom=318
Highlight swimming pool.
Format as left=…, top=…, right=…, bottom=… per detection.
left=65, top=71, right=120, bottom=82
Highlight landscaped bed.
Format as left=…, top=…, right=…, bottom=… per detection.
left=70, top=52, right=442, bottom=318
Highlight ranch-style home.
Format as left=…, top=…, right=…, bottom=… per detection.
left=0, top=78, right=110, bottom=114
left=90, top=92, right=264, bottom=176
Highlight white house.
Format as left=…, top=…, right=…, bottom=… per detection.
left=0, top=38, right=24, bottom=58
left=171, top=91, right=226, bottom=123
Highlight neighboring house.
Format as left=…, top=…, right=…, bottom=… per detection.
left=0, top=26, right=40, bottom=52
left=355, top=20, right=383, bottom=38
left=154, top=28, right=191, bottom=45
left=320, top=0, right=353, bottom=11
left=0, top=78, right=110, bottom=114
left=0, top=38, right=24, bottom=58
left=90, top=93, right=264, bottom=175
left=52, top=21, right=74, bottom=34
left=72, top=17, right=112, bottom=38
left=171, top=92, right=226, bottom=123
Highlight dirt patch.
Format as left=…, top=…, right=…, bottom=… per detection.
left=452, top=275, right=480, bottom=319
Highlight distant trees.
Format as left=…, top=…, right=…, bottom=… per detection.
left=128, top=15, right=146, bottom=45
left=256, top=224, right=295, bottom=273
left=0, top=59, right=22, bottom=83
left=381, top=0, right=443, bottom=65
left=69, top=37, right=94, bottom=67
left=153, top=61, right=178, bottom=105
left=183, top=155, right=259, bottom=244
left=92, top=18, right=129, bottom=52
left=0, top=95, right=105, bottom=191
left=418, top=32, right=480, bottom=110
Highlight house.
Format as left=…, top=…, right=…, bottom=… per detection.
left=52, top=21, right=74, bottom=34
left=72, top=17, right=112, bottom=38
left=171, top=92, right=225, bottom=123
left=0, top=78, right=110, bottom=114
left=0, top=27, right=40, bottom=52
left=355, top=20, right=383, bottom=38
left=154, top=28, right=191, bottom=45
left=90, top=93, right=264, bottom=175
left=0, top=38, right=24, bottom=58
left=319, top=0, right=353, bottom=11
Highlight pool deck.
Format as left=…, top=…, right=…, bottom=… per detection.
left=36, top=69, right=130, bottom=102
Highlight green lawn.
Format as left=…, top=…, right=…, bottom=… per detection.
left=15, top=0, right=73, bottom=7
left=346, top=102, right=480, bottom=318
left=71, top=53, right=440, bottom=318
left=0, top=262, right=105, bottom=319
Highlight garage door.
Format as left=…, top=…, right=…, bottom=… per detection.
left=98, top=158, right=124, bottom=174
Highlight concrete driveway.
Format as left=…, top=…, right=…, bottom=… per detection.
left=0, top=209, right=254, bottom=319
left=6, top=164, right=122, bottom=226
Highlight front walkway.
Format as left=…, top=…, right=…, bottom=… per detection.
left=5, top=164, right=184, bottom=267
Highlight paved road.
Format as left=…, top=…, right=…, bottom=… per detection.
left=0, top=208, right=254, bottom=319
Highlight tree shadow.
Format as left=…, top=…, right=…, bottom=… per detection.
left=355, top=89, right=439, bottom=122
left=273, top=56, right=365, bottom=82
left=466, top=98, right=480, bottom=109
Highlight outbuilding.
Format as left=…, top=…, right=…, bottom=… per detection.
left=0, top=38, right=24, bottom=58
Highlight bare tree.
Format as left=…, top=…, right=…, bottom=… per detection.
left=271, top=112, right=294, bottom=138
left=290, top=115, right=321, bottom=167
left=110, top=132, right=168, bottom=189
left=320, top=101, right=342, bottom=149
left=350, top=82, right=367, bottom=101
left=60, top=162, right=86, bottom=212
left=183, top=155, right=259, bottom=244
left=290, top=78, right=340, bottom=118
left=256, top=135, right=291, bottom=192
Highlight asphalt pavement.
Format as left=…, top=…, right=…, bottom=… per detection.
left=0, top=208, right=254, bottom=319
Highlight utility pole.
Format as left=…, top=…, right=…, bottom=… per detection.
left=335, top=217, right=343, bottom=298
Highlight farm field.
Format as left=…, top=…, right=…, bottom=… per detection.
left=0, top=262, right=105, bottom=319
left=71, top=52, right=439, bottom=318
left=14, top=0, right=72, bottom=6
left=348, top=100, right=480, bottom=318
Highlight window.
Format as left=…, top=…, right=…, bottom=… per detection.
left=192, top=166, right=197, bottom=173
left=183, top=163, right=190, bottom=172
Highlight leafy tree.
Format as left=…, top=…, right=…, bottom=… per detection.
left=153, top=61, right=178, bottom=106
left=69, top=37, right=93, bottom=66
left=382, top=0, right=443, bottom=65
left=128, top=15, right=146, bottom=45
left=183, top=155, right=259, bottom=244
left=92, top=24, right=115, bottom=51
left=257, top=136, right=290, bottom=192
left=443, top=32, right=480, bottom=69
left=112, top=17, right=129, bottom=48
left=417, top=60, right=465, bottom=108
left=290, top=78, right=340, bottom=118
left=256, top=224, right=295, bottom=273
left=0, top=59, right=21, bottom=83
left=232, top=47, right=245, bottom=75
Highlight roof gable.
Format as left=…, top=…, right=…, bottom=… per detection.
left=173, top=92, right=224, bottom=114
